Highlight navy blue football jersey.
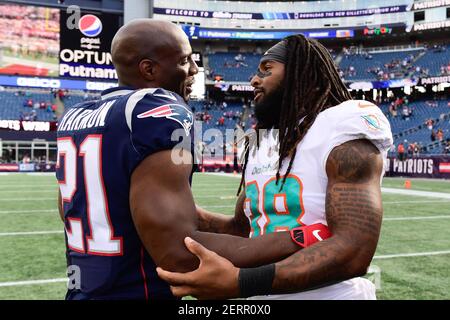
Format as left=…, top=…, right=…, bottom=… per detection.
left=55, top=86, right=194, bottom=300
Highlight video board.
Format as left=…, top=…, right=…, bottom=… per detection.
left=0, top=3, right=60, bottom=77
left=0, top=3, right=121, bottom=81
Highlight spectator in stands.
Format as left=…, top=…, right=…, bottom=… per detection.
left=348, top=66, right=355, bottom=76
left=217, top=116, right=225, bottom=126
left=203, top=112, right=211, bottom=124
left=426, top=119, right=434, bottom=130
left=431, top=129, right=437, bottom=142
left=425, top=100, right=436, bottom=108
left=402, top=105, right=410, bottom=120
left=389, top=143, right=396, bottom=156
left=413, top=142, right=421, bottom=157
left=57, top=89, right=65, bottom=101
left=444, top=141, right=450, bottom=154
left=437, top=129, right=444, bottom=142
left=234, top=53, right=244, bottom=62
left=408, top=105, right=413, bottom=118
left=407, top=143, right=414, bottom=157
left=21, top=154, right=30, bottom=163
left=389, top=102, right=397, bottom=118
left=397, top=142, right=406, bottom=161
left=30, top=109, right=37, bottom=121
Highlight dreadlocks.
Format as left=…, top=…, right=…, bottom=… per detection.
left=237, top=34, right=352, bottom=195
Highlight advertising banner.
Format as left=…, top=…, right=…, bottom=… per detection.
left=0, top=120, right=57, bottom=132
left=348, top=78, right=419, bottom=90
left=182, top=26, right=354, bottom=40
left=155, top=5, right=407, bottom=20
left=385, top=156, right=450, bottom=179
left=19, top=163, right=36, bottom=172
left=0, top=75, right=117, bottom=91
left=420, top=76, right=450, bottom=85
left=0, top=164, right=19, bottom=172
left=59, top=10, right=121, bottom=80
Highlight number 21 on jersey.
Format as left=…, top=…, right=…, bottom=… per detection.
left=57, top=135, right=123, bottom=256
left=244, top=174, right=305, bottom=237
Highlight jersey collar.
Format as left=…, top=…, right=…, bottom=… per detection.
left=101, top=86, right=134, bottom=100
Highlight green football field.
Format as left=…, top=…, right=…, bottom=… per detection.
left=0, top=173, right=449, bottom=300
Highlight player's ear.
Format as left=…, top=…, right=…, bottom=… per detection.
left=139, top=59, right=157, bottom=81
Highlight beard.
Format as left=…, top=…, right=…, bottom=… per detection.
left=254, top=85, right=283, bottom=129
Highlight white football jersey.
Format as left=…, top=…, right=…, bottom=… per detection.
left=243, top=100, right=393, bottom=300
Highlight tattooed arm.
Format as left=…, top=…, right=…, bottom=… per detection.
left=271, top=138, right=383, bottom=293
left=156, top=139, right=384, bottom=299
left=196, top=192, right=250, bottom=237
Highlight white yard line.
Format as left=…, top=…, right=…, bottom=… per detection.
left=0, top=183, right=58, bottom=189
left=384, top=200, right=450, bottom=204
left=373, top=250, right=450, bottom=259
left=384, top=177, right=450, bottom=183
left=2, top=215, right=449, bottom=236
left=383, top=215, right=450, bottom=221
left=192, top=187, right=237, bottom=191
left=200, top=173, right=450, bottom=199
left=0, top=173, right=54, bottom=176
left=0, top=198, right=56, bottom=201
left=381, top=187, right=450, bottom=199
left=0, top=192, right=56, bottom=196
left=0, top=230, right=63, bottom=237
left=0, top=278, right=67, bottom=288
left=0, top=209, right=57, bottom=214
left=194, top=195, right=236, bottom=199
left=2, top=250, right=450, bottom=288
left=201, top=205, right=235, bottom=209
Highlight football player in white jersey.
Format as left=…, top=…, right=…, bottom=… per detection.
left=157, top=34, right=393, bottom=300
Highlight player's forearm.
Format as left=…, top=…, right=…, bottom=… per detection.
left=197, top=206, right=239, bottom=235
left=191, top=230, right=298, bottom=268
left=271, top=235, right=371, bottom=294
left=197, top=194, right=249, bottom=237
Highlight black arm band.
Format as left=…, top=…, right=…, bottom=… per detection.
left=238, top=263, right=275, bottom=298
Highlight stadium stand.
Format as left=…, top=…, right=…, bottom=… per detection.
left=0, top=88, right=99, bottom=121
left=415, top=45, right=450, bottom=77
left=207, top=52, right=262, bottom=82
left=205, top=45, right=449, bottom=83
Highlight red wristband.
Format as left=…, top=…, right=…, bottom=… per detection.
left=290, top=223, right=332, bottom=248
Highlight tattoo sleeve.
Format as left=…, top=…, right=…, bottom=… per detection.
left=271, top=139, right=383, bottom=294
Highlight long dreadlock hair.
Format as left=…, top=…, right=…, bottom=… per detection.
left=237, top=34, right=353, bottom=195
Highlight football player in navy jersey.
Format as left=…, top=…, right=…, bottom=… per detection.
left=56, top=20, right=329, bottom=300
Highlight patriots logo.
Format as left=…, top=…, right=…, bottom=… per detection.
left=137, top=104, right=193, bottom=136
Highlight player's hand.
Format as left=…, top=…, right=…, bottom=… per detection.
left=156, top=237, right=240, bottom=300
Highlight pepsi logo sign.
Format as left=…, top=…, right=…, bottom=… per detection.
left=78, top=14, right=103, bottom=37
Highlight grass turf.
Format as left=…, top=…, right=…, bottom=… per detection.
left=0, top=173, right=449, bottom=300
